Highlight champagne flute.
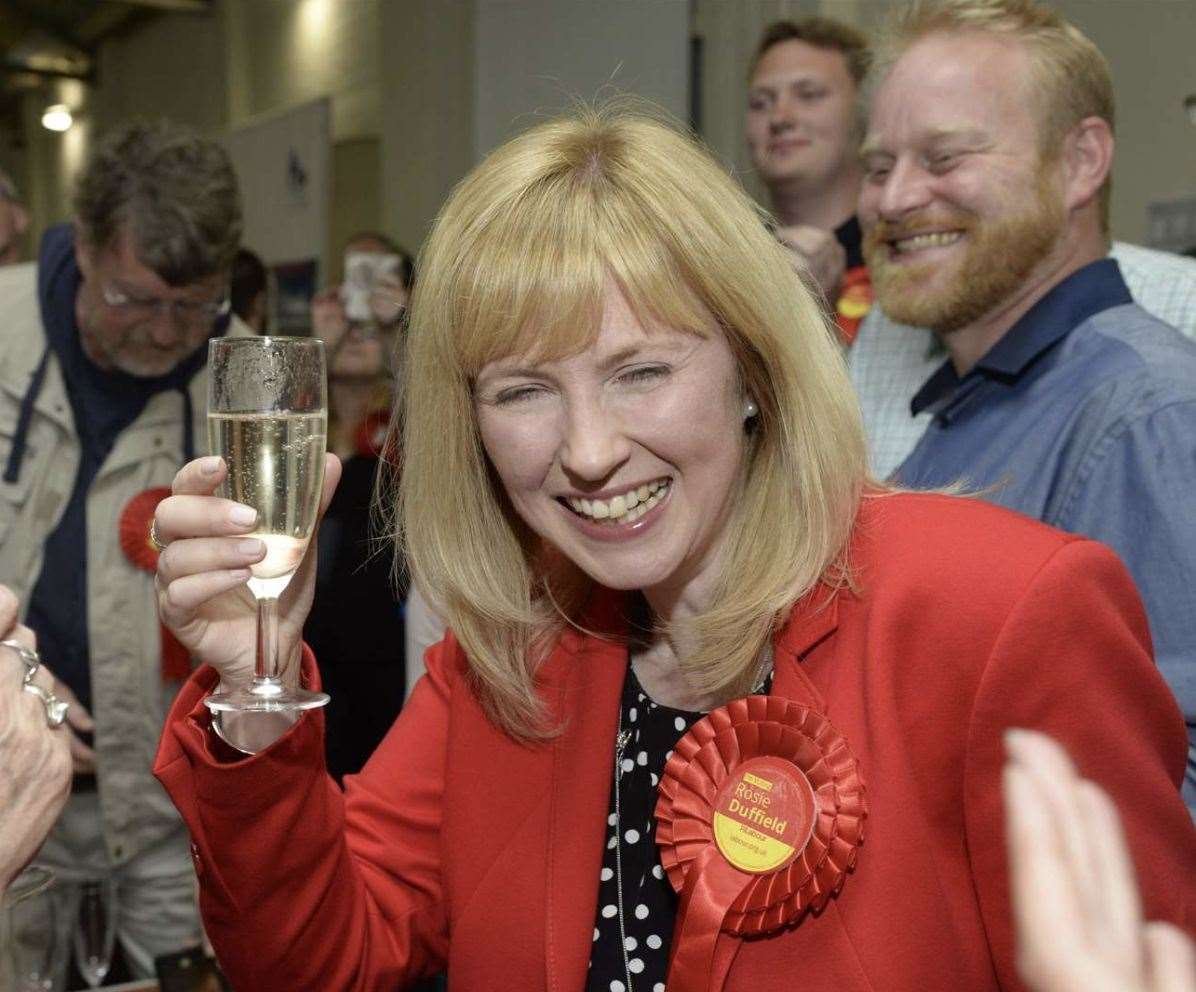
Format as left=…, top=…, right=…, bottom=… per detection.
left=72, top=878, right=115, bottom=989
left=203, top=336, right=329, bottom=714
left=5, top=866, right=65, bottom=992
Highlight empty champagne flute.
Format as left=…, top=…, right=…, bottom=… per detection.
left=72, top=878, right=115, bottom=989
left=203, top=336, right=329, bottom=714
left=5, top=866, right=66, bottom=992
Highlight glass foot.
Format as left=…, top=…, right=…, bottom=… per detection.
left=204, top=679, right=329, bottom=714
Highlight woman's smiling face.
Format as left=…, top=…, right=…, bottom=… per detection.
left=473, top=282, right=750, bottom=602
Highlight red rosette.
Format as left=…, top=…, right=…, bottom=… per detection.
left=654, top=694, right=867, bottom=991
left=119, top=487, right=192, bottom=683
left=353, top=408, right=392, bottom=459
left=119, top=487, right=173, bottom=572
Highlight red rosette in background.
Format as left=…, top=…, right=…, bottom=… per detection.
left=353, top=408, right=392, bottom=459
left=654, top=694, right=867, bottom=992
left=119, top=487, right=172, bottom=572
left=119, top=487, right=192, bottom=683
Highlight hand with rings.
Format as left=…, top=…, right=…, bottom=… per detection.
left=0, top=583, right=72, bottom=894
left=1, top=638, right=69, bottom=727
left=0, top=587, right=94, bottom=774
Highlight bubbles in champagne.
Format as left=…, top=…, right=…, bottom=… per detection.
left=207, top=411, right=327, bottom=599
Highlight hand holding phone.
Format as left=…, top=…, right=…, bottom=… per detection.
left=341, top=252, right=403, bottom=322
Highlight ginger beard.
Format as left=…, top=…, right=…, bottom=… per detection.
left=864, top=163, right=1067, bottom=334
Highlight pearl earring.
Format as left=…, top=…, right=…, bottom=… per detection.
left=744, top=398, right=758, bottom=420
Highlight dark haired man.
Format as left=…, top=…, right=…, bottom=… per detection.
left=746, top=17, right=873, bottom=340
left=231, top=247, right=269, bottom=333
left=0, top=121, right=246, bottom=975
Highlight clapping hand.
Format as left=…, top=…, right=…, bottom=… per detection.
left=1004, top=728, right=1195, bottom=992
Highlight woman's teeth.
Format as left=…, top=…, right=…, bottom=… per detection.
left=566, top=479, right=669, bottom=524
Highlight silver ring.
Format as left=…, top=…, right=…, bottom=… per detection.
left=148, top=517, right=166, bottom=553
left=22, top=681, right=69, bottom=728
left=1, top=638, right=40, bottom=685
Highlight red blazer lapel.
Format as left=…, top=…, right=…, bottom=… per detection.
left=771, top=588, right=840, bottom=709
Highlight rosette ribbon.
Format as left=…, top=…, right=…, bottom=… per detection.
left=119, top=487, right=192, bottom=683
left=654, top=694, right=867, bottom=992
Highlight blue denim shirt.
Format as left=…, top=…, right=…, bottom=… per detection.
left=896, top=259, right=1196, bottom=809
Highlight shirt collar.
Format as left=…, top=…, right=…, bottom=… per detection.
left=911, top=257, right=1132, bottom=417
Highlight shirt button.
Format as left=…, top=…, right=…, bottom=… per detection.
left=191, top=843, right=203, bottom=875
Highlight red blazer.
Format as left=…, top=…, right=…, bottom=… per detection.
left=154, top=493, right=1196, bottom=991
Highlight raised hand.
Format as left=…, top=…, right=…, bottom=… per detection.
left=1004, top=728, right=1195, bottom=992
left=153, top=453, right=342, bottom=693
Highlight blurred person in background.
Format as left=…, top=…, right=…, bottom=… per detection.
left=0, top=167, right=29, bottom=267
left=230, top=247, right=268, bottom=333
left=746, top=17, right=874, bottom=340
left=305, top=232, right=413, bottom=781
left=0, top=120, right=244, bottom=977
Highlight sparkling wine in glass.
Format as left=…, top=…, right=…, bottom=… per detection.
left=204, top=336, right=329, bottom=714
left=72, top=878, right=115, bottom=989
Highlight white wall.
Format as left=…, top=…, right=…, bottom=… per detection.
left=381, top=0, right=690, bottom=253
left=92, top=10, right=228, bottom=137
left=1054, top=0, right=1196, bottom=244
left=473, top=0, right=689, bottom=155
left=227, top=0, right=380, bottom=142
left=379, top=0, right=476, bottom=253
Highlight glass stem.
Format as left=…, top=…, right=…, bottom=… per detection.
left=254, top=595, right=281, bottom=685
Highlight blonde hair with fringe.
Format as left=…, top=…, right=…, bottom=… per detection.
left=869, top=0, right=1115, bottom=234
left=389, top=103, right=868, bottom=740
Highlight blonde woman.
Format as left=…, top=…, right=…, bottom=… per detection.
left=150, top=107, right=1193, bottom=992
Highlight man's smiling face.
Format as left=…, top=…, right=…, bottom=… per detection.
left=859, top=33, right=1068, bottom=333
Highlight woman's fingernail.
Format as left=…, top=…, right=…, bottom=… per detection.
left=237, top=539, right=264, bottom=557
left=199, top=456, right=223, bottom=476
left=229, top=505, right=257, bottom=527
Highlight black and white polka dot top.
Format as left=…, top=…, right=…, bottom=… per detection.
left=585, top=662, right=699, bottom=992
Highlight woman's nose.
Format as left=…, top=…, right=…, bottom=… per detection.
left=558, top=398, right=631, bottom=484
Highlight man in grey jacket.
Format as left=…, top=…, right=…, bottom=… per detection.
left=0, top=121, right=243, bottom=977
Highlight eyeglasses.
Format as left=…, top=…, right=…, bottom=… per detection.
left=100, top=283, right=231, bottom=326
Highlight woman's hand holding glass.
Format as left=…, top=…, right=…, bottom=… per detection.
left=153, top=454, right=342, bottom=732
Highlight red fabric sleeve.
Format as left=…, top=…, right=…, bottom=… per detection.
left=963, top=539, right=1196, bottom=992
left=154, top=640, right=457, bottom=991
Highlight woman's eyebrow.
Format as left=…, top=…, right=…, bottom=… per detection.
left=475, top=363, right=544, bottom=386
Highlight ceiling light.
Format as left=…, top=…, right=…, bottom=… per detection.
left=41, top=104, right=73, bottom=132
